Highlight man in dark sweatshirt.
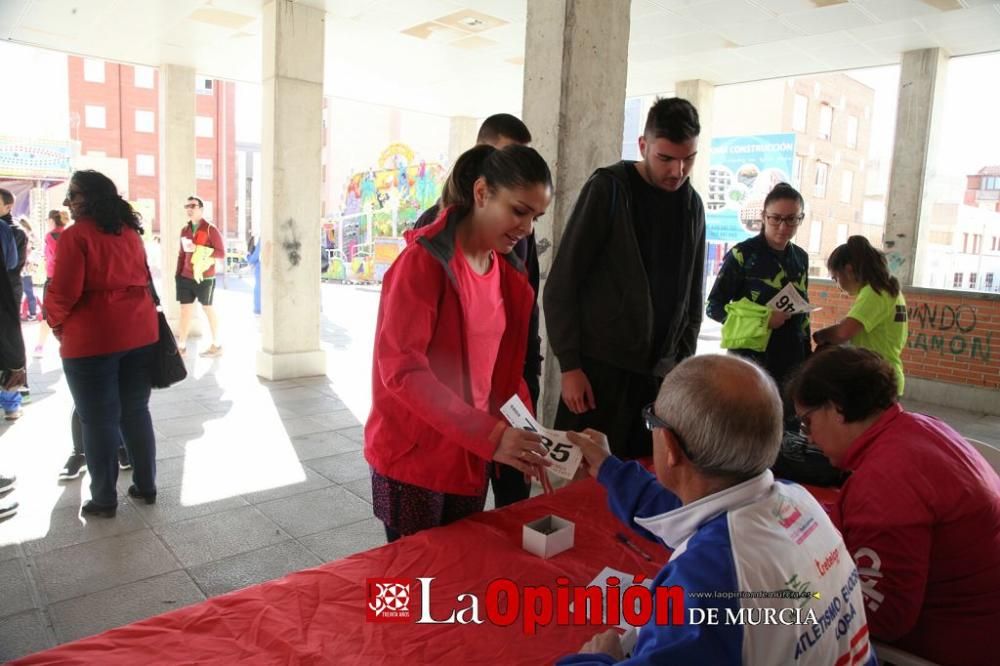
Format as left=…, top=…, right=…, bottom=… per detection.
left=544, top=98, right=706, bottom=459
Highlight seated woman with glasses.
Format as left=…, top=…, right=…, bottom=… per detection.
left=788, top=346, right=1000, bottom=666
left=707, top=183, right=811, bottom=416
left=812, top=235, right=907, bottom=394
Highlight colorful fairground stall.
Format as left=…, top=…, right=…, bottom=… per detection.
left=0, top=136, right=73, bottom=230
left=322, top=142, right=445, bottom=283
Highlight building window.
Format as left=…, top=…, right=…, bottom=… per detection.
left=195, top=116, right=214, bottom=138
left=992, top=236, right=999, bottom=251
left=196, top=76, right=214, bottom=95
left=814, top=161, right=829, bottom=198
left=953, top=273, right=963, bottom=288
left=846, top=115, right=859, bottom=149
left=134, top=65, right=155, bottom=89
left=196, top=158, right=214, bottom=180
left=135, top=154, right=155, bottom=177
left=840, top=170, right=854, bottom=203
left=83, top=58, right=105, bottom=83
left=818, top=103, right=833, bottom=140
left=963, top=233, right=969, bottom=253
left=808, top=220, right=822, bottom=254
left=986, top=273, right=995, bottom=291
left=973, top=234, right=982, bottom=254
left=836, top=223, right=848, bottom=246
left=135, top=109, right=155, bottom=133
left=793, top=155, right=803, bottom=188
left=84, top=105, right=106, bottom=129
left=792, top=94, right=808, bottom=133
left=969, top=273, right=978, bottom=289
left=985, top=176, right=1000, bottom=190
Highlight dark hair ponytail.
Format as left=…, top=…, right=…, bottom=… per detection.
left=70, top=170, right=143, bottom=236
left=762, top=182, right=804, bottom=212
left=48, top=209, right=66, bottom=228
left=827, top=235, right=899, bottom=297
left=442, top=144, right=495, bottom=213
left=443, top=144, right=552, bottom=217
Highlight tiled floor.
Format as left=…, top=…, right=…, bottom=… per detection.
left=0, top=282, right=997, bottom=661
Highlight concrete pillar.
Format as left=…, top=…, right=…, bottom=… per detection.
left=158, top=64, right=197, bottom=322
left=522, top=0, right=631, bottom=423
left=884, top=48, right=949, bottom=287
left=675, top=79, right=715, bottom=197
left=448, top=116, right=479, bottom=164
left=256, top=0, right=327, bottom=380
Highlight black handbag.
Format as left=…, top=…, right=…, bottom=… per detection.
left=146, top=267, right=187, bottom=389
left=771, top=430, right=849, bottom=488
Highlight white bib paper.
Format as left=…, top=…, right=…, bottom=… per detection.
left=766, top=282, right=821, bottom=315
left=499, top=395, right=583, bottom=480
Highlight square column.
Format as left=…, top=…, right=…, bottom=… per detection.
left=675, top=79, right=715, bottom=197
left=522, top=0, right=631, bottom=423
left=884, top=48, right=949, bottom=286
left=257, top=0, right=327, bottom=380
left=158, top=64, right=197, bottom=322
left=448, top=116, right=479, bottom=164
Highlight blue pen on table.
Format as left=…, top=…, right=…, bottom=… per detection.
left=616, top=532, right=653, bottom=562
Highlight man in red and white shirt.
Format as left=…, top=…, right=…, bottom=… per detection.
left=175, top=196, right=225, bottom=357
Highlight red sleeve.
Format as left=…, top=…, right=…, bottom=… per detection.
left=839, top=466, right=932, bottom=641
left=45, top=229, right=86, bottom=329
left=375, top=247, right=501, bottom=460
left=209, top=224, right=226, bottom=259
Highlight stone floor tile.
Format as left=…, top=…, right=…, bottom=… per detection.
left=154, top=505, right=288, bottom=568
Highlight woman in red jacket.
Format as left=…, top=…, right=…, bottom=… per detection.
left=45, top=171, right=159, bottom=518
left=365, top=144, right=553, bottom=541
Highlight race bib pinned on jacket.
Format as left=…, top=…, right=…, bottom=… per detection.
left=766, top=282, right=820, bottom=315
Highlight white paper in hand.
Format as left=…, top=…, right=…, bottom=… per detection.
left=766, top=282, right=820, bottom=315
left=500, top=395, right=582, bottom=480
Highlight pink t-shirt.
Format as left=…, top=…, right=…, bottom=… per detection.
left=451, top=245, right=505, bottom=411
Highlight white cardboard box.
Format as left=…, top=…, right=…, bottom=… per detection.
left=522, top=515, right=575, bottom=559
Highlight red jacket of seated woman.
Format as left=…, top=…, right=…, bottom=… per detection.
left=364, top=207, right=534, bottom=496
left=44, top=216, right=157, bottom=359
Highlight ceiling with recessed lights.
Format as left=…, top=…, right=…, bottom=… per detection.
left=0, top=0, right=997, bottom=117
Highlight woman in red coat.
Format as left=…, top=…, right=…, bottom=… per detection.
left=45, top=170, right=159, bottom=518
left=365, top=144, right=553, bottom=541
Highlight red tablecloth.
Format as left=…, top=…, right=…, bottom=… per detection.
left=14, top=477, right=840, bottom=665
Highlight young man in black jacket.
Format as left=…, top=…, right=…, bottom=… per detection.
left=544, top=98, right=706, bottom=459
left=412, top=114, right=540, bottom=508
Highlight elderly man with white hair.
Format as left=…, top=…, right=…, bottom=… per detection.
left=559, top=354, right=876, bottom=666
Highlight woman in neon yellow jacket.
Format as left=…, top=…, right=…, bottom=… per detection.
left=813, top=235, right=908, bottom=394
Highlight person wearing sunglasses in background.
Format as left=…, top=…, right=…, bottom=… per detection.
left=707, top=182, right=811, bottom=425
left=175, top=196, right=225, bottom=357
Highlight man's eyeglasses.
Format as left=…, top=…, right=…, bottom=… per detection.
left=642, top=403, right=694, bottom=461
left=765, top=214, right=805, bottom=228
left=798, top=405, right=822, bottom=436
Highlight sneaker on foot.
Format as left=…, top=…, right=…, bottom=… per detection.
left=4, top=409, right=22, bottom=421
left=0, top=474, right=15, bottom=495
left=59, top=454, right=87, bottom=480
left=118, top=448, right=132, bottom=470
left=199, top=344, right=223, bottom=358
left=18, top=389, right=31, bottom=404
left=0, top=499, right=17, bottom=521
